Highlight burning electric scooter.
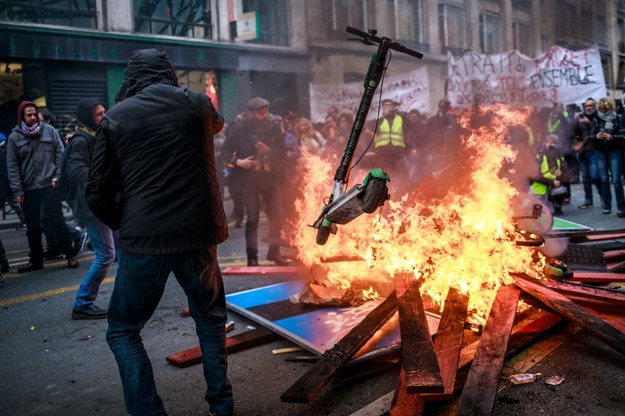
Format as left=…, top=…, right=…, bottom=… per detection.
left=311, top=26, right=424, bottom=245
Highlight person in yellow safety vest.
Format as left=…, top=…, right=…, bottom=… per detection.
left=372, top=99, right=409, bottom=194
left=529, top=134, right=569, bottom=216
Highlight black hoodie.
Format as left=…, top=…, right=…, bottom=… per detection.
left=85, top=48, right=227, bottom=253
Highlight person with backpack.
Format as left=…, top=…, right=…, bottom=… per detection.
left=66, top=98, right=114, bottom=319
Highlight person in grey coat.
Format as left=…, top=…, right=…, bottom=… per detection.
left=7, top=101, right=79, bottom=272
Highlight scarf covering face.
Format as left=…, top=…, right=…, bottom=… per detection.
left=20, top=120, right=42, bottom=136
left=124, top=48, right=179, bottom=98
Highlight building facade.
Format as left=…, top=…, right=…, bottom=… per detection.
left=0, top=0, right=624, bottom=135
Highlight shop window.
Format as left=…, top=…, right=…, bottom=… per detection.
left=438, top=2, right=466, bottom=52
left=0, top=0, right=97, bottom=28
left=134, top=0, right=213, bottom=39
left=242, top=0, right=289, bottom=46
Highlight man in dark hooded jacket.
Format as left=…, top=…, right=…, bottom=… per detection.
left=7, top=101, right=79, bottom=272
left=85, top=49, right=232, bottom=416
left=67, top=98, right=114, bottom=320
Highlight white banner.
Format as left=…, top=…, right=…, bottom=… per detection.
left=446, top=45, right=607, bottom=108
left=309, top=66, right=431, bottom=123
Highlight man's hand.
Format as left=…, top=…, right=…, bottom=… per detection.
left=16, top=195, right=24, bottom=203
left=51, top=177, right=58, bottom=189
left=255, top=142, right=270, bottom=155
left=237, top=156, right=258, bottom=170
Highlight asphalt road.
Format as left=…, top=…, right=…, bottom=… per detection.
left=0, top=183, right=624, bottom=416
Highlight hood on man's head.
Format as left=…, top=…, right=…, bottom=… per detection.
left=124, top=49, right=179, bottom=98
left=76, top=98, right=105, bottom=131
left=17, top=100, right=38, bottom=125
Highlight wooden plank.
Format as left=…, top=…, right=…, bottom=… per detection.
left=582, top=308, right=625, bottom=334
left=280, top=291, right=398, bottom=403
left=569, top=271, right=625, bottom=283
left=388, top=367, right=425, bottom=416
left=221, top=265, right=309, bottom=276
left=560, top=228, right=625, bottom=243
left=603, top=249, right=625, bottom=261
left=513, top=274, right=625, bottom=357
left=395, top=273, right=443, bottom=393
left=388, top=287, right=469, bottom=415
left=540, top=280, right=625, bottom=305
left=456, top=284, right=520, bottom=416
left=166, top=327, right=278, bottom=368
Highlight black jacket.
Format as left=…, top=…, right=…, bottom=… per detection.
left=85, top=49, right=227, bottom=254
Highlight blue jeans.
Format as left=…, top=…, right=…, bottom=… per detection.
left=578, top=150, right=610, bottom=207
left=73, top=218, right=116, bottom=310
left=606, top=149, right=625, bottom=211
left=106, top=247, right=233, bottom=416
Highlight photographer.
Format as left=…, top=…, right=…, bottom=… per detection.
left=596, top=97, right=625, bottom=217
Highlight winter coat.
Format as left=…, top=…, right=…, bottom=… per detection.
left=85, top=48, right=227, bottom=254
left=7, top=122, right=64, bottom=195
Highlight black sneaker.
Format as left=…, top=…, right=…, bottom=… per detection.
left=71, top=305, right=107, bottom=320
left=578, top=202, right=593, bottom=209
left=0, top=259, right=9, bottom=274
left=603, top=208, right=612, bottom=215
left=44, top=248, right=63, bottom=260
left=618, top=210, right=625, bottom=218
left=17, top=262, right=44, bottom=273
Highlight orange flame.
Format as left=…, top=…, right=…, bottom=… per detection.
left=290, top=104, right=545, bottom=322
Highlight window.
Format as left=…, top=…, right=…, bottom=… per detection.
left=479, top=12, right=502, bottom=54
left=438, top=2, right=466, bottom=51
left=387, top=0, right=423, bottom=44
left=596, top=1, right=608, bottom=46
left=323, top=0, right=370, bottom=34
left=512, top=21, right=531, bottom=56
left=134, top=0, right=213, bottom=39
left=0, top=0, right=97, bottom=28
left=555, top=1, right=576, bottom=40
left=242, top=0, right=288, bottom=46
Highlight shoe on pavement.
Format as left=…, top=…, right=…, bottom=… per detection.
left=578, top=202, right=593, bottom=209
left=247, top=258, right=259, bottom=267
left=603, top=208, right=612, bottom=215
left=554, top=208, right=564, bottom=216
left=266, top=252, right=290, bottom=266
left=618, top=210, right=625, bottom=218
left=67, top=257, right=79, bottom=268
left=0, top=259, right=9, bottom=274
left=44, top=248, right=63, bottom=260
left=17, top=262, right=44, bottom=273
left=71, top=305, right=107, bottom=320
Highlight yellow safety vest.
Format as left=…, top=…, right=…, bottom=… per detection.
left=375, top=116, right=405, bottom=148
left=531, top=153, right=561, bottom=195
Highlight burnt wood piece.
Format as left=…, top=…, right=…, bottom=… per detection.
left=456, top=285, right=520, bottom=416
left=395, top=273, right=444, bottom=393
left=539, top=280, right=625, bottom=314
left=569, top=271, right=625, bottom=283
left=513, top=274, right=625, bottom=357
left=555, top=228, right=625, bottom=243
left=603, top=249, right=625, bottom=262
left=280, top=291, right=398, bottom=403
left=221, top=266, right=309, bottom=276
left=166, top=326, right=279, bottom=368
left=388, top=288, right=469, bottom=415
left=319, top=255, right=364, bottom=263
left=582, top=308, right=625, bottom=334
left=387, top=367, right=426, bottom=416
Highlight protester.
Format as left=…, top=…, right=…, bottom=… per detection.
left=85, top=49, right=233, bottom=416
left=67, top=98, right=114, bottom=320
left=6, top=101, right=79, bottom=272
left=529, top=134, right=569, bottom=215
left=222, top=96, right=290, bottom=266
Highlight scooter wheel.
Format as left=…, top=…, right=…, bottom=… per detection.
left=361, top=178, right=388, bottom=214
left=316, top=224, right=332, bottom=245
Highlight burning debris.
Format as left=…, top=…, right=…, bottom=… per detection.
left=290, top=104, right=548, bottom=323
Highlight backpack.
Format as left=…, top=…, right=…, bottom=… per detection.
left=58, top=140, right=76, bottom=203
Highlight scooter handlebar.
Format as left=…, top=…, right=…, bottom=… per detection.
left=346, top=26, right=424, bottom=59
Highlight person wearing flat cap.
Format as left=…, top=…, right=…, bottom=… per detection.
left=222, top=96, right=290, bottom=266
